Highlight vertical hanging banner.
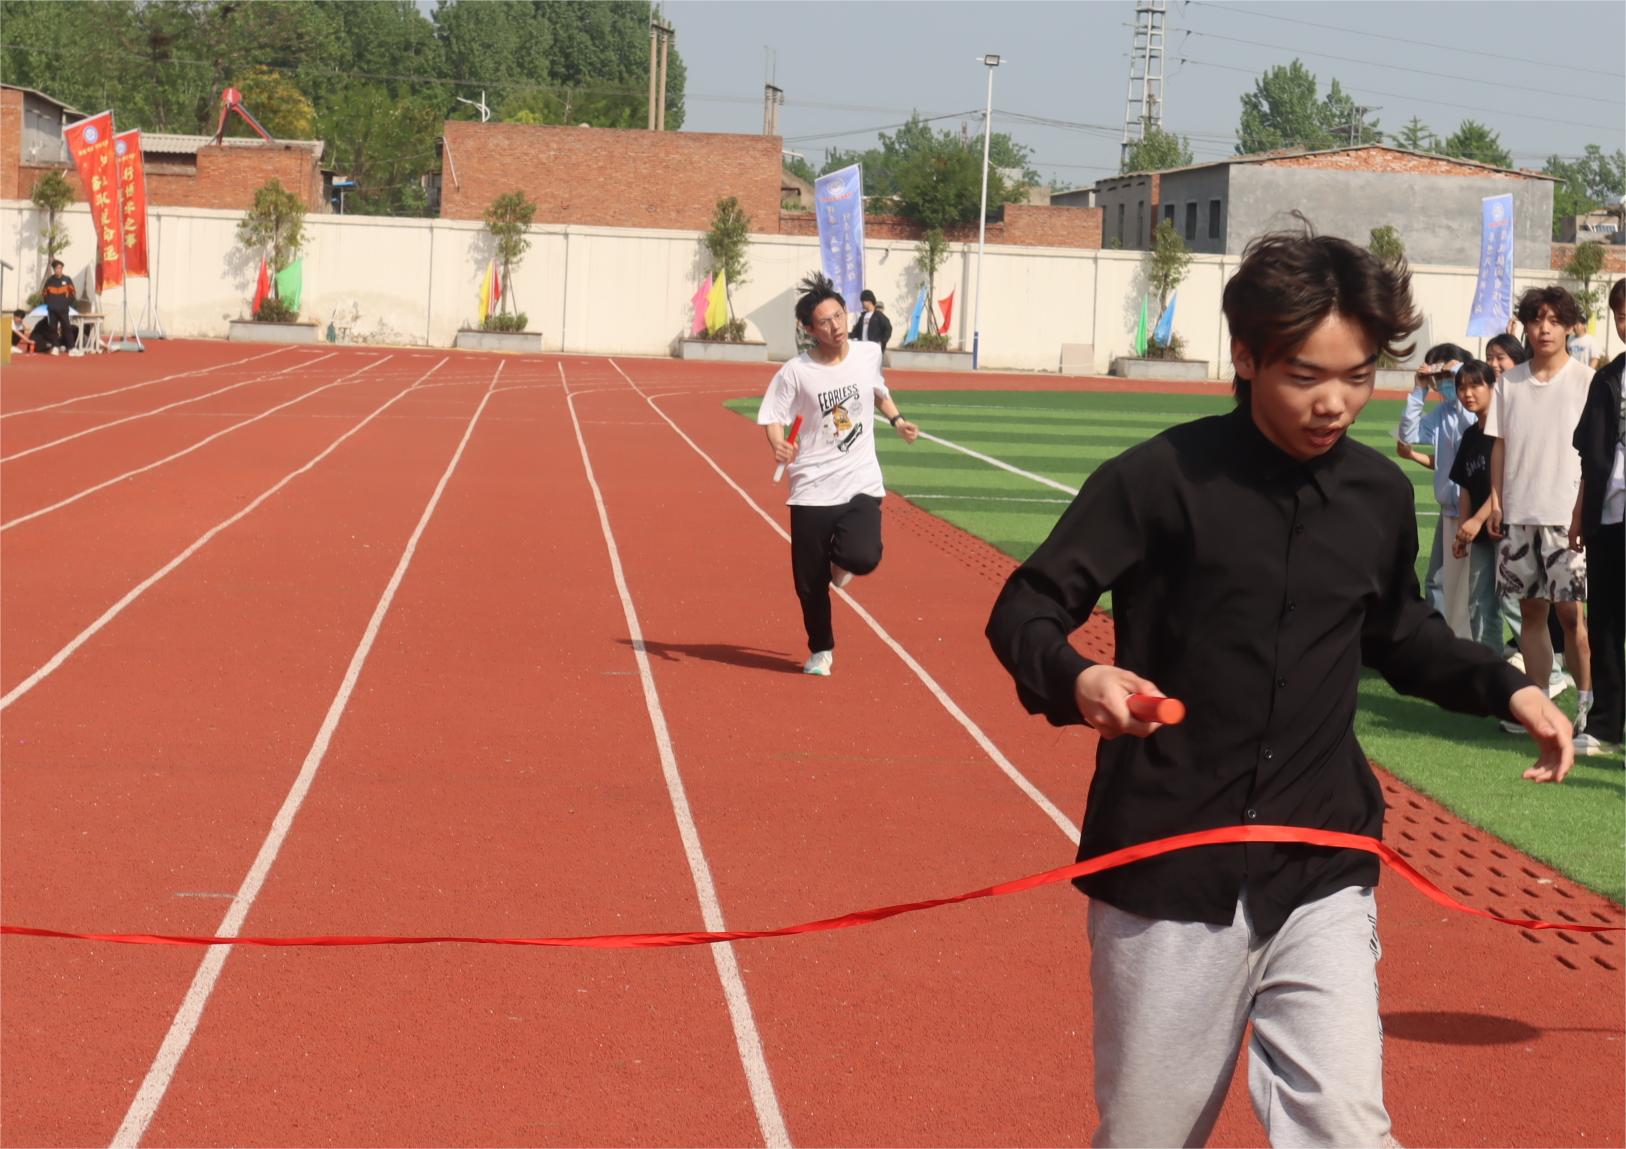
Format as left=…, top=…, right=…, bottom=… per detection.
left=1467, top=193, right=1515, bottom=337
left=113, top=129, right=149, bottom=277
left=814, top=164, right=865, bottom=311
left=63, top=110, right=124, bottom=292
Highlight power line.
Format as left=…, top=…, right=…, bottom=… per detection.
left=1177, top=27, right=1621, bottom=106
left=1186, top=0, right=1625, bottom=79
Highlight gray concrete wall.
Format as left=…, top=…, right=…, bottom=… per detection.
left=1157, top=167, right=1231, bottom=255
left=1226, top=166, right=1553, bottom=267
left=1095, top=173, right=1155, bottom=250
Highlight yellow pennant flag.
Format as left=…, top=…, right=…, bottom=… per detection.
left=478, top=259, right=493, bottom=324
left=705, top=270, right=730, bottom=334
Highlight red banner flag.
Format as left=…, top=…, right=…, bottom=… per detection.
left=63, top=110, right=124, bottom=293
left=251, top=258, right=270, bottom=317
left=937, top=289, right=955, bottom=335
left=113, top=129, right=149, bottom=278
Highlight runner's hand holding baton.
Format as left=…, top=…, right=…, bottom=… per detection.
left=1074, top=665, right=1186, bottom=739
left=772, top=415, right=803, bottom=483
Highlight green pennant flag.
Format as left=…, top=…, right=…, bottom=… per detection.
left=1133, top=294, right=1148, bottom=357
left=274, top=259, right=303, bottom=312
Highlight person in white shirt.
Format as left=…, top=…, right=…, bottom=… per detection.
left=1567, top=277, right=1626, bottom=750
left=1487, top=286, right=1599, bottom=751
left=758, top=273, right=920, bottom=676
left=1567, top=322, right=1601, bottom=371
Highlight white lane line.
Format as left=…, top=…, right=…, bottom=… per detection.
left=110, top=363, right=502, bottom=1149
left=0, top=352, right=339, bottom=464
left=0, top=347, right=293, bottom=420
left=607, top=359, right=1078, bottom=847
left=899, top=493, right=1071, bottom=505
left=560, top=362, right=791, bottom=1149
left=915, top=430, right=1076, bottom=495
left=0, top=358, right=449, bottom=713
left=2, top=356, right=391, bottom=532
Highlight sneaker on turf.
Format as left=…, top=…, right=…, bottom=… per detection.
left=802, top=650, right=834, bottom=676
left=1574, top=732, right=1606, bottom=756
left=1499, top=719, right=1525, bottom=735
left=1547, top=671, right=1574, bottom=699
left=830, top=563, right=855, bottom=589
left=1505, top=648, right=1525, bottom=672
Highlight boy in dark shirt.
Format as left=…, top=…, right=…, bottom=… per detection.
left=39, top=260, right=75, bottom=354
left=1449, top=360, right=1503, bottom=651
left=986, top=227, right=1571, bottom=1147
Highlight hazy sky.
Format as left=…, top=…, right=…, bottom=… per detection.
left=662, top=0, right=1625, bottom=188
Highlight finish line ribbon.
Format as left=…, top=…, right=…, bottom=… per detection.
left=4, top=825, right=1620, bottom=949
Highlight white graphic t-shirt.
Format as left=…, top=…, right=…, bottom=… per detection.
left=757, top=340, right=891, bottom=507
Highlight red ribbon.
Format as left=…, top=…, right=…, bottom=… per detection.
left=4, top=825, right=1618, bottom=949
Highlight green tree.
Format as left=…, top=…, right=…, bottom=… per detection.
left=1319, top=79, right=1381, bottom=146
left=1147, top=219, right=1191, bottom=313
left=823, top=114, right=1030, bottom=210
left=913, top=227, right=950, bottom=339
left=227, top=65, right=317, bottom=139
left=1391, top=116, right=1438, bottom=153
left=1565, top=241, right=1608, bottom=323
left=29, top=169, right=74, bottom=282
left=235, top=178, right=307, bottom=315
left=1544, top=145, right=1626, bottom=239
left=895, top=136, right=1002, bottom=231
left=1368, top=225, right=1405, bottom=270
left=1440, top=120, right=1512, bottom=169
left=483, top=190, right=536, bottom=320
left=1121, top=127, right=1194, bottom=174
left=783, top=154, right=817, bottom=185
left=703, top=196, right=751, bottom=337
left=1237, top=60, right=1335, bottom=154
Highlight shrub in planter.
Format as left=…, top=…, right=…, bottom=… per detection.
left=480, top=311, right=529, bottom=333
left=1143, top=333, right=1186, bottom=361
left=901, top=333, right=952, bottom=352
left=690, top=318, right=748, bottom=343
left=255, top=296, right=298, bottom=324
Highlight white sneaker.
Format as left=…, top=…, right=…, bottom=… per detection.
left=1505, top=649, right=1525, bottom=672
left=802, top=650, right=833, bottom=676
left=1499, top=719, right=1525, bottom=735
left=1574, top=732, right=1605, bottom=756
left=830, top=563, right=855, bottom=589
left=1547, top=671, right=1574, bottom=700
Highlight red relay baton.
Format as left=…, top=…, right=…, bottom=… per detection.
left=772, top=415, right=803, bottom=483
left=1127, top=693, right=1186, bottom=725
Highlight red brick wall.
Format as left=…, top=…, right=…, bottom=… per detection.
left=1551, top=242, right=1626, bottom=274
left=778, top=207, right=1101, bottom=249
left=0, top=88, right=21, bottom=200
left=1260, top=147, right=1526, bottom=180
left=10, top=143, right=323, bottom=211
left=440, top=120, right=782, bottom=231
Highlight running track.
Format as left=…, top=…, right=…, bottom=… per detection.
left=1, top=343, right=1620, bottom=1147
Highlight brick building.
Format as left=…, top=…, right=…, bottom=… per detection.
left=2, top=84, right=329, bottom=211
left=1095, top=145, right=1557, bottom=268
left=440, top=119, right=1103, bottom=249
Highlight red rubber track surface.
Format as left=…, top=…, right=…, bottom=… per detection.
left=1, top=343, right=1619, bottom=1147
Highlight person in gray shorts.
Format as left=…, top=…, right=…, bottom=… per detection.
left=987, top=223, right=1574, bottom=1147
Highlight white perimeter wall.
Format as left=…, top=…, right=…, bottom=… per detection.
left=3, top=199, right=1615, bottom=376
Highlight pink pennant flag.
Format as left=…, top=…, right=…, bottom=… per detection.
left=691, top=275, right=713, bottom=336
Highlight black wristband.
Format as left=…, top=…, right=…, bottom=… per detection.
left=888, top=412, right=903, bottom=426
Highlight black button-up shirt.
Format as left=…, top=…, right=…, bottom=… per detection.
left=986, top=407, right=1527, bottom=935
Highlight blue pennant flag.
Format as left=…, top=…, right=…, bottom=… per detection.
left=904, top=285, right=927, bottom=344
left=1152, top=290, right=1177, bottom=346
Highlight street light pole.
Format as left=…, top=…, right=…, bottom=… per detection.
left=972, top=54, right=1002, bottom=370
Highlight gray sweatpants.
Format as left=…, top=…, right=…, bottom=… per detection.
left=1087, top=885, right=1389, bottom=1148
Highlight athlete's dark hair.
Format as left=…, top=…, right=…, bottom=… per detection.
left=1609, top=277, right=1625, bottom=313
left=1515, top=284, right=1582, bottom=328
left=1223, top=214, right=1420, bottom=405
left=794, top=271, right=846, bottom=328
left=1485, top=332, right=1529, bottom=367
left=1423, top=342, right=1472, bottom=366
left=1455, top=359, right=1496, bottom=391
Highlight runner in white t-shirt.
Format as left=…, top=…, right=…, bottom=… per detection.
left=758, top=272, right=920, bottom=676
left=1486, top=285, right=1597, bottom=749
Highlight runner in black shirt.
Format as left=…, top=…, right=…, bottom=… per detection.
left=986, top=227, right=1571, bottom=1147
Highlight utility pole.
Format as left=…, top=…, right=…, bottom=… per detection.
left=1346, top=104, right=1380, bottom=146
left=647, top=19, right=658, bottom=130
left=653, top=11, right=674, bottom=131
left=1119, top=0, right=1167, bottom=169
left=763, top=84, right=783, bottom=136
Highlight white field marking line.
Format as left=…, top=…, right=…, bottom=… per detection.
left=899, top=493, right=1072, bottom=505
left=607, top=359, right=1078, bottom=845
left=0, top=357, right=449, bottom=714
left=0, top=347, right=292, bottom=420
left=915, top=430, right=1076, bottom=496
left=559, top=362, right=791, bottom=1149
left=0, top=352, right=340, bottom=464
left=2, top=356, right=392, bottom=533
left=110, top=363, right=502, bottom=1149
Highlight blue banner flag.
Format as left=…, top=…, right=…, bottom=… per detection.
left=1152, top=290, right=1177, bottom=346
left=905, top=285, right=927, bottom=345
left=1467, top=194, right=1515, bottom=338
left=814, top=164, right=865, bottom=311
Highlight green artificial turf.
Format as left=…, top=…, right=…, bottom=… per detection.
left=726, top=390, right=1624, bottom=902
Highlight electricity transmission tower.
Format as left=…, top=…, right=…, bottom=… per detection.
left=1120, top=0, right=1167, bottom=168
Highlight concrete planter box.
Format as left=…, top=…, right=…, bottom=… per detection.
left=228, top=319, right=319, bottom=344
left=1112, top=356, right=1210, bottom=381
left=887, top=349, right=973, bottom=372
left=455, top=329, right=544, bottom=352
left=678, top=339, right=770, bottom=362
